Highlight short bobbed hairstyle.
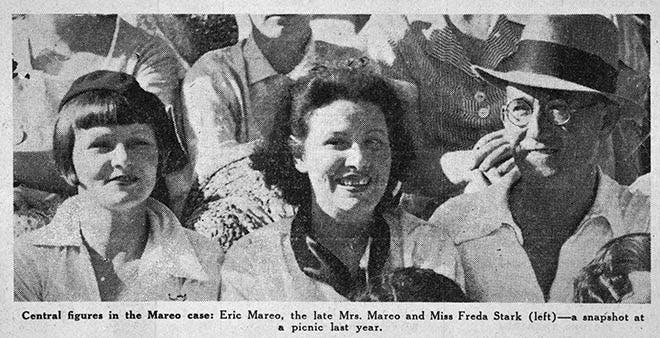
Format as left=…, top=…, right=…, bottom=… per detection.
left=251, top=64, right=414, bottom=210
left=53, top=89, right=188, bottom=187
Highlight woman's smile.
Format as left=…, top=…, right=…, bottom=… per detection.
left=72, top=123, right=158, bottom=210
left=105, top=173, right=140, bottom=186
left=335, top=172, right=372, bottom=191
left=294, top=99, right=391, bottom=220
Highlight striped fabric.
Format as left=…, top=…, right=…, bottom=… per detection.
left=387, top=15, right=523, bottom=152
left=377, top=16, right=523, bottom=204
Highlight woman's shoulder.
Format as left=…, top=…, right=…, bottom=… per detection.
left=228, top=218, right=293, bottom=253
left=222, top=217, right=294, bottom=268
left=384, top=207, right=446, bottom=235
left=383, top=207, right=454, bottom=255
left=16, top=195, right=84, bottom=249
left=181, top=228, right=223, bottom=259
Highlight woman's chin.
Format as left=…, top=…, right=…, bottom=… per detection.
left=321, top=197, right=379, bottom=219
left=80, top=191, right=150, bottom=211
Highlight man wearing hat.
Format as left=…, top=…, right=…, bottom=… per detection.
left=429, top=15, right=649, bottom=302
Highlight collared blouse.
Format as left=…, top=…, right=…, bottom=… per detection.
left=220, top=207, right=460, bottom=301
left=429, top=171, right=650, bottom=302
left=14, top=196, right=223, bottom=302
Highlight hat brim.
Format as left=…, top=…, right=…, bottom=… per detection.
left=473, top=66, right=644, bottom=121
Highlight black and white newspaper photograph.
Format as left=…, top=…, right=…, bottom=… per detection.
left=1, top=0, right=657, bottom=336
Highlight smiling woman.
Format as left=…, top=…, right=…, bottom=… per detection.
left=220, top=64, right=461, bottom=301
left=14, top=71, right=222, bottom=302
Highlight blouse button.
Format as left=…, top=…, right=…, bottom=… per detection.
left=474, top=91, right=486, bottom=102
left=478, top=107, right=490, bottom=118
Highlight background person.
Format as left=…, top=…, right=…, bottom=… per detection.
left=14, top=71, right=221, bottom=301
left=349, top=267, right=469, bottom=302
left=573, top=233, right=650, bottom=303
left=429, top=15, right=650, bottom=302
left=221, top=66, right=458, bottom=301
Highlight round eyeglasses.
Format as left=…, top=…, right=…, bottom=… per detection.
left=502, top=98, right=573, bottom=127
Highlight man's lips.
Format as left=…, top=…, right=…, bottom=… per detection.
left=521, top=147, right=559, bottom=154
left=518, top=140, right=560, bottom=154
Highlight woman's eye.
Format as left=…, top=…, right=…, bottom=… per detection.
left=89, top=141, right=113, bottom=152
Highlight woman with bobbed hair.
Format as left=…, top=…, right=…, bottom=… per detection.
left=221, top=63, right=460, bottom=301
left=15, top=71, right=222, bottom=301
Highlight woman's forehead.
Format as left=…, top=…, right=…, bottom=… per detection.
left=307, top=100, right=387, bottom=131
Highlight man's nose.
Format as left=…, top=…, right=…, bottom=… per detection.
left=523, top=105, right=554, bottom=140
left=110, top=143, right=129, bottom=167
left=344, top=142, right=366, bottom=169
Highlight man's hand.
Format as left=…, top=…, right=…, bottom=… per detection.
left=440, top=129, right=516, bottom=192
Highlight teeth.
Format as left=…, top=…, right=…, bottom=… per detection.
left=339, top=176, right=370, bottom=186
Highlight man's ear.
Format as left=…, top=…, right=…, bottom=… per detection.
left=294, top=157, right=307, bottom=173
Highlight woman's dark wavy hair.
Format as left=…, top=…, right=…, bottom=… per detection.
left=573, top=232, right=650, bottom=303
left=251, top=64, right=414, bottom=210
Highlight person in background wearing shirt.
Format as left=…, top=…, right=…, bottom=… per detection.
left=428, top=15, right=649, bottom=302
left=361, top=15, right=524, bottom=217
left=183, top=14, right=318, bottom=182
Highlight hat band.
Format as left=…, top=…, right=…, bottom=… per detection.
left=496, top=40, right=618, bottom=94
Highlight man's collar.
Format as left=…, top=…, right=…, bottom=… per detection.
left=243, top=34, right=316, bottom=85
left=453, top=168, right=625, bottom=245
left=29, top=196, right=210, bottom=281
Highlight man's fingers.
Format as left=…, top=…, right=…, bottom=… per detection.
left=478, top=144, right=512, bottom=172
left=497, top=158, right=516, bottom=175
left=472, top=138, right=508, bottom=166
left=473, top=129, right=506, bottom=150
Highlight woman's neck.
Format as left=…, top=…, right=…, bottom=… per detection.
left=309, top=202, right=373, bottom=274
left=79, top=200, right=149, bottom=263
